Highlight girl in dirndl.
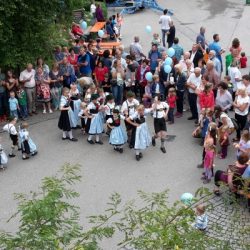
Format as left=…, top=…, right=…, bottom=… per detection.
left=104, top=94, right=115, bottom=135
left=85, top=94, right=104, bottom=144
left=126, top=105, right=152, bottom=161
left=19, top=122, right=37, bottom=160
left=107, top=109, right=127, bottom=153
left=58, top=87, right=78, bottom=142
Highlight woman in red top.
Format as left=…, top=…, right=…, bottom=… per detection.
left=94, top=61, right=108, bottom=87
left=68, top=48, right=79, bottom=75
left=135, top=59, right=150, bottom=98
left=199, top=83, right=215, bottom=111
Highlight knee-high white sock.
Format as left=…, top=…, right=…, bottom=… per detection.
left=68, top=131, right=73, bottom=139
left=161, top=138, right=165, bottom=147
left=10, top=145, right=15, bottom=155
left=96, top=135, right=100, bottom=142
left=88, top=135, right=93, bottom=141
left=62, top=131, right=67, bottom=138
left=135, top=149, right=140, bottom=155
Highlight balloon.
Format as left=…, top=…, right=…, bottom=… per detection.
left=98, top=30, right=104, bottom=38
left=145, top=25, right=152, bottom=34
left=145, top=72, right=153, bottom=81
left=80, top=21, right=87, bottom=30
left=164, top=57, right=173, bottom=66
left=180, top=193, right=193, bottom=205
left=167, top=47, right=175, bottom=57
left=164, top=65, right=172, bottom=74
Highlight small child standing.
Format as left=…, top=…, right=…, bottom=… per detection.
left=3, top=117, right=19, bottom=157
left=0, top=141, right=8, bottom=170
left=193, top=204, right=208, bottom=231
left=9, top=91, right=19, bottom=118
left=203, top=143, right=215, bottom=184
left=78, top=102, right=87, bottom=134
left=19, top=122, right=38, bottom=160
left=107, top=109, right=127, bottom=153
left=219, top=125, right=229, bottom=159
left=240, top=52, right=247, bottom=68
left=167, top=87, right=177, bottom=124
left=16, top=86, right=28, bottom=120
left=142, top=81, right=152, bottom=108
left=152, top=33, right=161, bottom=46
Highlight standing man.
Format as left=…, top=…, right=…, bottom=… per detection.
left=19, top=64, right=37, bottom=116
left=167, top=21, right=175, bottom=48
left=189, top=44, right=203, bottom=68
left=148, top=44, right=161, bottom=74
left=186, top=67, right=202, bottom=123
left=90, top=1, right=96, bottom=25
left=172, top=38, right=184, bottom=63
left=209, top=50, right=222, bottom=76
left=129, top=36, right=146, bottom=64
left=159, top=9, right=171, bottom=47
left=209, top=34, right=225, bottom=72
left=78, top=46, right=92, bottom=77
left=196, top=26, right=207, bottom=50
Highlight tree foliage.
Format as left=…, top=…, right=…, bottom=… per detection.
left=0, top=0, right=86, bottom=70
left=0, top=164, right=247, bottom=250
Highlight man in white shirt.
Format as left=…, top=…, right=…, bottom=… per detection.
left=228, top=60, right=242, bottom=96
left=19, top=63, right=37, bottom=116
left=159, top=9, right=171, bottom=47
left=186, top=67, right=202, bottom=121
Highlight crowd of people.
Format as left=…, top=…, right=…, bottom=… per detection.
left=0, top=8, right=250, bottom=205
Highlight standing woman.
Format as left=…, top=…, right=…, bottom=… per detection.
left=111, top=60, right=125, bottom=105
left=36, top=57, right=50, bottom=75
left=229, top=38, right=242, bottom=64
left=215, top=81, right=233, bottom=112
left=5, top=70, right=19, bottom=96
left=35, top=67, right=52, bottom=114
left=136, top=59, right=150, bottom=99
left=67, top=48, right=79, bottom=77
left=49, top=62, right=63, bottom=110
left=233, top=87, right=250, bottom=142
left=94, top=60, right=108, bottom=87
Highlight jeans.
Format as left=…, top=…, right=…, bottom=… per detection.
left=25, top=87, right=36, bottom=113
left=168, top=107, right=174, bottom=122
left=0, top=91, right=8, bottom=116
left=112, top=85, right=124, bottom=105
left=188, top=92, right=198, bottom=119
left=20, top=104, right=28, bottom=118
left=176, top=90, right=184, bottom=114
left=161, top=29, right=169, bottom=47
left=10, top=110, right=18, bottom=118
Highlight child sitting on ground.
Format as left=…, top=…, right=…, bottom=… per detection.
left=193, top=204, right=208, bottom=231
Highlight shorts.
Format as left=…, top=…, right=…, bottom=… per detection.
left=10, top=134, right=18, bottom=146
left=154, top=118, right=167, bottom=134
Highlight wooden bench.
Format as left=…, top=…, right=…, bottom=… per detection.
left=90, top=22, right=106, bottom=33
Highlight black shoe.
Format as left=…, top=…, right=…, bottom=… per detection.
left=139, top=152, right=143, bottom=158
left=9, top=154, right=15, bottom=158
left=194, top=120, right=199, bottom=125
left=87, top=139, right=95, bottom=144
left=95, top=140, right=103, bottom=145
left=114, top=147, right=119, bottom=152
left=129, top=144, right=133, bottom=149
left=160, top=147, right=166, bottom=153
left=152, top=137, right=156, bottom=146
left=197, top=163, right=203, bottom=168
left=119, top=148, right=123, bottom=153
left=31, top=151, right=38, bottom=156
left=187, top=116, right=195, bottom=120
left=136, top=155, right=140, bottom=161
left=18, top=148, right=22, bottom=151
left=22, top=156, right=29, bottom=160
left=69, top=138, right=78, bottom=142
left=62, top=137, right=69, bottom=140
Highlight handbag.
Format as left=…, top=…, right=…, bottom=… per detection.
left=110, top=78, right=117, bottom=86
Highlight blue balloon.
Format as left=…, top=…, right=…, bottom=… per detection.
left=180, top=193, right=193, bottom=205
left=167, top=47, right=175, bottom=58
left=164, top=57, right=173, bottom=66
left=98, top=30, right=104, bottom=38
left=80, top=21, right=87, bottom=30
left=145, top=72, right=153, bottom=81
left=145, top=25, right=152, bottom=34
left=164, top=65, right=172, bottom=74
